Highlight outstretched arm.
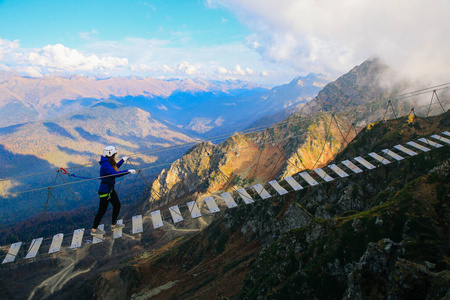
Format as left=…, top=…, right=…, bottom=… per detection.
left=104, top=163, right=130, bottom=178
left=117, top=156, right=129, bottom=168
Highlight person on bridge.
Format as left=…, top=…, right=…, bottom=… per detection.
left=91, top=146, right=137, bottom=236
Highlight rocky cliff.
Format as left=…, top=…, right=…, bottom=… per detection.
left=148, top=111, right=356, bottom=206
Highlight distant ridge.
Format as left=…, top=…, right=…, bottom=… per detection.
left=0, top=73, right=266, bottom=128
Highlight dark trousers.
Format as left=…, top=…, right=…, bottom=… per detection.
left=93, top=190, right=121, bottom=229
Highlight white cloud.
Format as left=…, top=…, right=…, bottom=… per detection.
left=209, top=0, right=450, bottom=83
left=22, top=66, right=43, bottom=77
left=28, top=44, right=129, bottom=71
left=234, top=65, right=245, bottom=75
left=0, top=39, right=20, bottom=60
left=217, top=66, right=228, bottom=74
left=0, top=40, right=128, bottom=76
left=162, top=65, right=175, bottom=73
left=215, top=65, right=255, bottom=77
left=176, top=61, right=198, bottom=75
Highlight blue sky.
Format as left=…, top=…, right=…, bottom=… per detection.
left=0, top=0, right=246, bottom=49
left=0, top=0, right=449, bottom=85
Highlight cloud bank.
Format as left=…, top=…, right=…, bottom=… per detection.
left=0, top=41, right=129, bottom=77
left=0, top=38, right=273, bottom=83
left=209, top=0, right=450, bottom=83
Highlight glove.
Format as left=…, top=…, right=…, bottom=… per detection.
left=122, top=156, right=129, bottom=162
left=128, top=169, right=137, bottom=175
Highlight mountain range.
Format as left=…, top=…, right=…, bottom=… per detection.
left=0, top=71, right=328, bottom=225
left=0, top=71, right=329, bottom=135
left=0, top=73, right=257, bottom=125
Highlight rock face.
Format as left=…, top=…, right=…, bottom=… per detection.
left=345, top=239, right=450, bottom=300
left=150, top=141, right=218, bottom=205
left=149, top=114, right=354, bottom=206
left=283, top=203, right=313, bottom=230
left=297, top=57, right=397, bottom=117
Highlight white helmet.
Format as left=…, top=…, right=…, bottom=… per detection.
left=103, top=145, right=117, bottom=157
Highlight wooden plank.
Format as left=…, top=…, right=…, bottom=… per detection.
left=328, top=164, right=349, bottom=178
left=431, top=134, right=450, bottom=144
left=406, top=141, right=430, bottom=152
left=69, top=229, right=84, bottom=249
left=354, top=157, right=376, bottom=170
left=204, top=196, right=220, bottom=213
left=133, top=214, right=145, bottom=232
left=314, top=168, right=334, bottom=182
left=394, top=145, right=417, bottom=156
left=113, top=220, right=124, bottom=239
left=418, top=138, right=443, bottom=148
left=92, top=224, right=104, bottom=244
left=237, top=188, right=254, bottom=204
left=342, top=160, right=363, bottom=173
left=150, top=211, right=162, bottom=229
left=2, top=242, right=22, bottom=264
left=369, top=152, right=391, bottom=165
left=220, top=192, right=238, bottom=208
left=283, top=176, right=303, bottom=191
left=381, top=149, right=404, bottom=161
left=187, top=201, right=202, bottom=218
left=253, top=184, right=271, bottom=199
left=169, top=205, right=184, bottom=223
left=443, top=131, right=450, bottom=137
left=299, top=171, right=319, bottom=186
left=269, top=180, right=289, bottom=195
left=25, top=238, right=43, bottom=259
left=49, top=233, right=64, bottom=253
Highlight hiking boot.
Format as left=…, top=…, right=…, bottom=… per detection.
left=91, top=228, right=106, bottom=236
left=111, top=223, right=125, bottom=231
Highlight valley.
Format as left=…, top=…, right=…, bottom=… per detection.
left=0, top=71, right=326, bottom=228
